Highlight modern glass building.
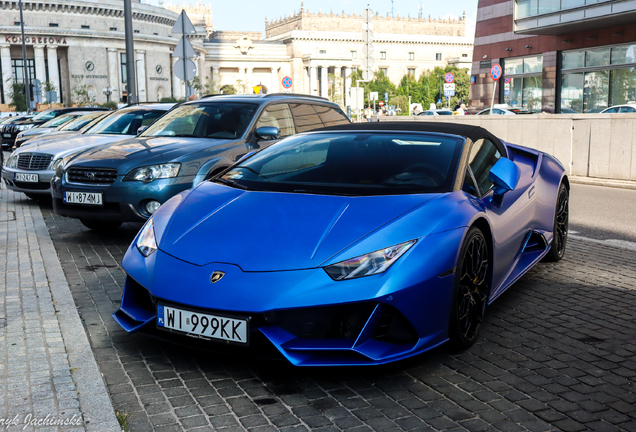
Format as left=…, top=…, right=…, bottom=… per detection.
left=469, top=0, right=636, bottom=113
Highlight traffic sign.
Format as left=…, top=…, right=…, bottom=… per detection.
left=369, top=92, right=378, bottom=101
left=379, top=101, right=384, bottom=106
left=362, top=69, right=374, bottom=81
left=171, top=10, right=197, bottom=35
left=174, top=58, right=197, bottom=81
left=490, top=64, right=502, bottom=81
left=281, top=76, right=293, bottom=89
left=444, top=73, right=454, bottom=83
left=384, top=92, right=389, bottom=101
left=173, top=36, right=196, bottom=58
left=504, top=77, right=511, bottom=84
left=443, top=83, right=455, bottom=97
left=362, top=56, right=374, bottom=69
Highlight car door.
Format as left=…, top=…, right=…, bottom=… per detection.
left=464, top=138, right=536, bottom=299
left=248, top=103, right=295, bottom=151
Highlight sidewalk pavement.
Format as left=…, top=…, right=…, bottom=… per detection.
left=0, top=186, right=120, bottom=432
left=569, top=175, right=636, bottom=190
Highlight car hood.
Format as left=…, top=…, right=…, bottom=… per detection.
left=16, top=134, right=129, bottom=158
left=153, top=181, right=442, bottom=271
left=21, top=127, right=54, bottom=137
left=66, top=136, right=237, bottom=172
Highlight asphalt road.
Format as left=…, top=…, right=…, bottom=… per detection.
left=569, top=183, right=636, bottom=245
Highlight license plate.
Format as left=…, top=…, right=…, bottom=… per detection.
left=64, top=191, right=103, bottom=205
left=3, top=134, right=11, bottom=138
left=157, top=305, right=248, bottom=344
left=15, top=173, right=38, bottom=182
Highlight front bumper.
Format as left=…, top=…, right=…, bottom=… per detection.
left=113, top=230, right=463, bottom=366
left=51, top=172, right=196, bottom=222
left=2, top=167, right=54, bottom=195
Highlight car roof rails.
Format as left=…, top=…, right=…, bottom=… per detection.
left=264, top=93, right=330, bottom=101
left=200, top=94, right=224, bottom=99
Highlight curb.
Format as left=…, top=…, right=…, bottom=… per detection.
left=32, top=204, right=121, bottom=432
left=568, top=176, right=636, bottom=190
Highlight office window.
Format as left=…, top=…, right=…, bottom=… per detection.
left=380, top=68, right=388, bottom=76
left=380, top=51, right=386, bottom=60
left=14, top=22, right=20, bottom=26
left=110, top=27, right=117, bottom=31
left=319, top=49, right=327, bottom=54
left=462, top=53, right=468, bottom=57
left=408, top=52, right=415, bottom=61
left=49, top=23, right=58, bottom=27
left=134, top=30, right=140, bottom=33
left=120, top=53, right=127, bottom=83
left=81, top=25, right=90, bottom=29
left=351, top=51, right=357, bottom=59
left=11, top=59, right=36, bottom=81
left=435, top=53, right=442, bottom=61
left=407, top=68, right=416, bottom=77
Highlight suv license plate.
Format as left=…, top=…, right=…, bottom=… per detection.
left=15, top=173, right=38, bottom=182
left=3, top=134, right=11, bottom=138
left=64, top=191, right=103, bottom=205
left=157, top=305, right=248, bottom=344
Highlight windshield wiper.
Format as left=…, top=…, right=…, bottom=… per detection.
left=214, top=178, right=248, bottom=190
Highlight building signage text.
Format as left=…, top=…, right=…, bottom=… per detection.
left=5, top=36, right=68, bottom=44
left=72, top=74, right=108, bottom=79
left=150, top=77, right=169, bottom=81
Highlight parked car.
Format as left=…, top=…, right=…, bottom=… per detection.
left=14, top=111, right=103, bottom=148
left=476, top=105, right=534, bottom=115
left=19, top=111, right=110, bottom=149
left=417, top=109, right=453, bottom=116
left=600, top=104, right=636, bottom=113
left=2, top=104, right=173, bottom=200
left=1, top=115, right=34, bottom=150
left=112, top=121, right=569, bottom=366
left=1, top=107, right=110, bottom=149
left=51, top=94, right=351, bottom=230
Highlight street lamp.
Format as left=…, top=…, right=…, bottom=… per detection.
left=102, top=86, right=113, bottom=103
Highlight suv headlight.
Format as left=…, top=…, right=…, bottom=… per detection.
left=124, top=163, right=181, bottom=182
left=17, top=124, right=34, bottom=131
left=136, top=219, right=158, bottom=257
left=323, top=240, right=416, bottom=281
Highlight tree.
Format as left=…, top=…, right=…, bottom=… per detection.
left=72, top=83, right=95, bottom=106
left=220, top=84, right=237, bottom=95
left=7, top=80, right=27, bottom=112
left=350, top=69, right=397, bottom=107
left=426, top=66, right=470, bottom=109
left=190, top=75, right=215, bottom=96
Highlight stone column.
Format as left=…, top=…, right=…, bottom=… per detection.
left=1, top=43, right=13, bottom=104
left=270, top=67, right=278, bottom=94
left=33, top=45, right=46, bottom=84
left=246, top=67, right=253, bottom=93
left=305, top=67, right=310, bottom=94
left=309, top=66, right=317, bottom=96
left=106, top=48, right=119, bottom=101
left=172, top=56, right=182, bottom=99
left=334, top=66, right=343, bottom=106
left=212, top=66, right=219, bottom=93
left=46, top=46, right=60, bottom=103
left=320, top=66, right=328, bottom=99
left=135, top=50, right=146, bottom=102
left=344, top=67, right=351, bottom=108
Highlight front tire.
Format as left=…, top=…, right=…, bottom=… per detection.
left=80, top=219, right=122, bottom=231
left=448, top=227, right=490, bottom=349
left=543, top=182, right=568, bottom=262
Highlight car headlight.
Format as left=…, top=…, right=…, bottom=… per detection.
left=324, top=240, right=416, bottom=281
left=124, top=163, right=181, bottom=182
left=50, top=158, right=63, bottom=172
left=6, top=153, right=18, bottom=168
left=16, top=132, right=24, bottom=139
left=136, top=219, right=158, bottom=257
left=17, top=124, right=34, bottom=131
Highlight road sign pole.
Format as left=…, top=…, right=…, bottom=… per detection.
left=490, top=80, right=497, bottom=115
left=124, top=0, right=136, bottom=105
left=182, top=13, right=188, bottom=98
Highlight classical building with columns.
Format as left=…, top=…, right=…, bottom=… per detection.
left=0, top=0, right=472, bottom=110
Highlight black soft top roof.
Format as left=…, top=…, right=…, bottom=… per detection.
left=317, top=121, right=506, bottom=156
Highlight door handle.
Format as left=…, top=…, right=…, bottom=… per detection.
left=528, top=185, right=536, bottom=199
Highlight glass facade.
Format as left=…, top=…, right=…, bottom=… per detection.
left=502, top=55, right=543, bottom=112
left=517, top=0, right=602, bottom=19
left=560, top=43, right=636, bottom=112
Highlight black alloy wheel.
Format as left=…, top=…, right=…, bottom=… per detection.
left=543, top=183, right=569, bottom=262
left=449, top=227, right=490, bottom=349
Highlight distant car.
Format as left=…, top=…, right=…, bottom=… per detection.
left=476, top=106, right=534, bottom=115
left=18, top=112, right=109, bottom=150
left=600, top=104, right=636, bottom=114
left=2, top=104, right=173, bottom=200
left=1, top=107, right=109, bottom=149
left=52, top=94, right=351, bottom=230
left=1, top=115, right=34, bottom=150
left=112, top=122, right=569, bottom=366
left=14, top=111, right=101, bottom=148
left=559, top=108, right=578, bottom=114
left=417, top=109, right=453, bottom=116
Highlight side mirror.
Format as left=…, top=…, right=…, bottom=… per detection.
left=137, top=125, right=148, bottom=135
left=255, top=126, right=279, bottom=140
left=489, top=157, right=520, bottom=196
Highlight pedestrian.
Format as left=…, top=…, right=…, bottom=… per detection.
left=364, top=106, right=372, bottom=122
left=457, top=103, right=467, bottom=115
left=188, top=94, right=199, bottom=101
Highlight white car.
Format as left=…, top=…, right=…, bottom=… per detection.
left=417, top=109, right=454, bottom=116
left=476, top=105, right=534, bottom=115
left=600, top=104, right=636, bottom=113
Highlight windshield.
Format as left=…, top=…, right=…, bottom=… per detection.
left=31, top=110, right=59, bottom=122
left=141, top=102, right=257, bottom=139
left=85, top=109, right=165, bottom=135
left=61, top=112, right=107, bottom=132
left=41, top=114, right=77, bottom=128
left=216, top=132, right=464, bottom=196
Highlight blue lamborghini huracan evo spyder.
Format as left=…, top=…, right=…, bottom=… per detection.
left=113, top=122, right=569, bottom=366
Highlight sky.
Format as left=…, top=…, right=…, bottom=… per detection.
left=153, top=0, right=478, bottom=37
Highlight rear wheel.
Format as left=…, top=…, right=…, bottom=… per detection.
left=80, top=219, right=122, bottom=231
left=543, top=183, right=569, bottom=262
left=448, top=227, right=490, bottom=349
